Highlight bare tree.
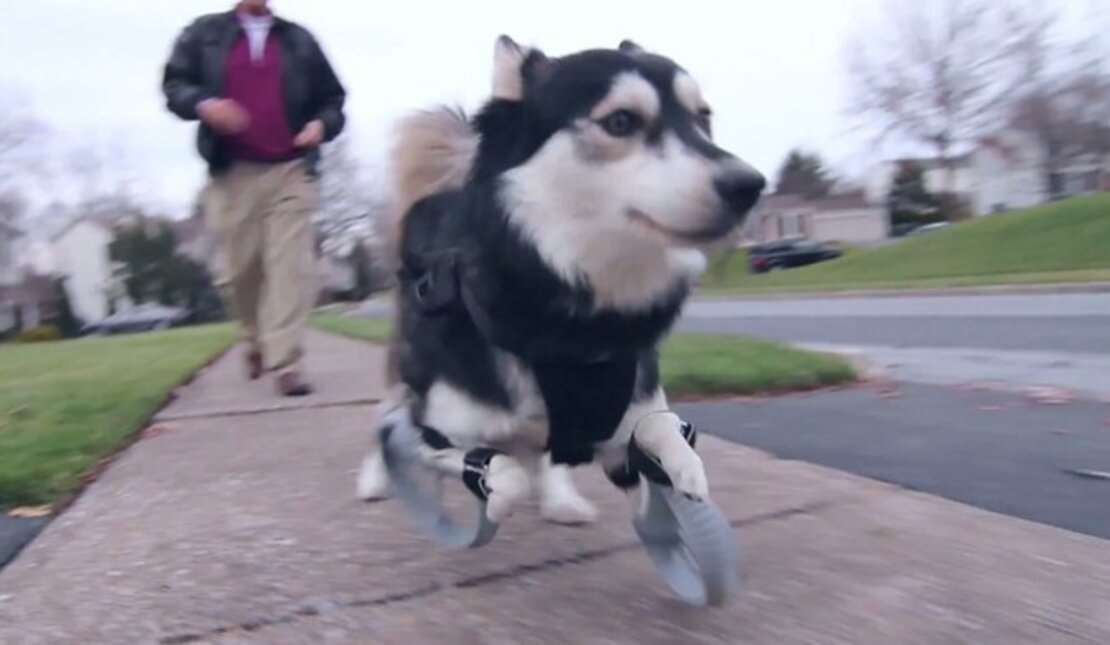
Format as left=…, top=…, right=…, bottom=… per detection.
left=1000, top=4, right=1110, bottom=197
left=0, top=87, right=47, bottom=193
left=845, top=0, right=1055, bottom=217
left=314, top=132, right=389, bottom=255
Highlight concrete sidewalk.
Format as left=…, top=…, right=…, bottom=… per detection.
left=1, top=331, right=1108, bottom=644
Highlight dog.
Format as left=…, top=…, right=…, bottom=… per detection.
left=356, top=35, right=765, bottom=527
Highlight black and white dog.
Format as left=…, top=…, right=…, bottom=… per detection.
left=357, top=36, right=765, bottom=526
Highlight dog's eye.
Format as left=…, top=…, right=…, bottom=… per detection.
left=599, top=110, right=643, bottom=137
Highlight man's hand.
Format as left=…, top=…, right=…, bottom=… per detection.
left=197, top=99, right=250, bottom=135
left=293, top=119, right=325, bottom=148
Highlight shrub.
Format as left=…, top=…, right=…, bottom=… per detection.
left=18, top=325, right=61, bottom=343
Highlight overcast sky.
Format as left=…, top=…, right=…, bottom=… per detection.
left=0, top=0, right=1099, bottom=218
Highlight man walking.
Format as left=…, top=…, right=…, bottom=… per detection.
left=162, top=0, right=346, bottom=396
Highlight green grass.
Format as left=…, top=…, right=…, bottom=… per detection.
left=311, top=313, right=855, bottom=399
left=703, top=194, right=1110, bottom=293
left=0, top=324, right=237, bottom=510
left=311, top=312, right=394, bottom=343
left=659, top=334, right=855, bottom=398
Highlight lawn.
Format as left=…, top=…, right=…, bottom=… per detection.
left=0, top=324, right=237, bottom=510
left=312, top=313, right=855, bottom=399
left=310, top=312, right=393, bottom=343
left=703, top=194, right=1110, bottom=293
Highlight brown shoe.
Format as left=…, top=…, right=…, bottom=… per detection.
left=277, top=371, right=314, bottom=397
left=246, top=350, right=264, bottom=381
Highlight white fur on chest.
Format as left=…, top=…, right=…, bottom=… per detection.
left=421, top=351, right=549, bottom=454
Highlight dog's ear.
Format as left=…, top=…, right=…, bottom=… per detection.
left=492, top=34, right=548, bottom=100
left=618, top=40, right=645, bottom=54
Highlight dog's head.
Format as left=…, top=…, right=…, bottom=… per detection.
left=477, top=36, right=766, bottom=309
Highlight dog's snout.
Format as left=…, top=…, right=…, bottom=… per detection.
left=714, top=164, right=766, bottom=216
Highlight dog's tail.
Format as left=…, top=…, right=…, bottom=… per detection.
left=376, top=104, right=479, bottom=385
left=376, top=105, right=478, bottom=268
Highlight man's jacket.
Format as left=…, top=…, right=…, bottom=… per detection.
left=162, top=11, right=346, bottom=176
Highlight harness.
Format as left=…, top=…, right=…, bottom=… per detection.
left=404, top=249, right=640, bottom=466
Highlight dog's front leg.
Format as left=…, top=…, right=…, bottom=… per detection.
left=632, top=409, right=708, bottom=501
left=601, top=389, right=709, bottom=502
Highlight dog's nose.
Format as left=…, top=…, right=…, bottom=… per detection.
left=714, top=163, right=766, bottom=216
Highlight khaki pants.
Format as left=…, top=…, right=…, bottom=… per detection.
left=204, top=159, right=318, bottom=375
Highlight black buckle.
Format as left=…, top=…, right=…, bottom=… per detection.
left=462, top=447, right=501, bottom=501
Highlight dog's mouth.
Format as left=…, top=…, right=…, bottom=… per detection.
left=626, top=209, right=730, bottom=244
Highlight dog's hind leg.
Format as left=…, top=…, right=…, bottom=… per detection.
left=539, top=455, right=599, bottom=525
left=356, top=446, right=391, bottom=501
left=356, top=396, right=401, bottom=501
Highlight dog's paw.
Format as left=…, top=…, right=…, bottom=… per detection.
left=668, top=453, right=709, bottom=502
left=633, top=412, right=710, bottom=502
left=484, top=455, right=531, bottom=523
left=539, top=462, right=598, bottom=525
left=356, top=453, right=391, bottom=502
left=541, top=490, right=599, bottom=525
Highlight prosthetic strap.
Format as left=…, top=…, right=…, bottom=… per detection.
left=379, top=417, right=501, bottom=549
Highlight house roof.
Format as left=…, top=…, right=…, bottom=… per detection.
left=809, top=190, right=874, bottom=211
left=0, top=272, right=55, bottom=306
left=755, top=190, right=877, bottom=214
left=753, top=193, right=809, bottom=212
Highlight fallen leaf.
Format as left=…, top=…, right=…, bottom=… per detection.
left=1064, top=469, right=1110, bottom=481
left=8, top=505, right=52, bottom=518
left=1025, top=386, right=1075, bottom=406
left=141, top=424, right=176, bottom=439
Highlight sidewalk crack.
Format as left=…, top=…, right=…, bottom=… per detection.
left=159, top=499, right=835, bottom=643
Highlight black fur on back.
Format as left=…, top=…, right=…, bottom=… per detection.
left=395, top=47, right=694, bottom=464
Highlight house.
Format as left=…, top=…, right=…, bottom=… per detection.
left=0, top=215, right=26, bottom=333
left=865, top=129, right=1110, bottom=217
left=744, top=191, right=890, bottom=245
left=49, top=215, right=124, bottom=324
left=0, top=272, right=59, bottom=334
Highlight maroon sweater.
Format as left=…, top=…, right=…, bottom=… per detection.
left=221, top=32, right=298, bottom=162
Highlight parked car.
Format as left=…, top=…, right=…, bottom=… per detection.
left=748, top=238, right=843, bottom=274
left=82, top=303, right=189, bottom=336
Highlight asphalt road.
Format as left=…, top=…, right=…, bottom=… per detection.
left=679, top=383, right=1110, bottom=540
left=0, top=517, right=46, bottom=570
left=678, top=294, right=1110, bottom=354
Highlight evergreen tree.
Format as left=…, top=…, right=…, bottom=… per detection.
left=774, top=149, right=835, bottom=198
left=53, top=277, right=83, bottom=338
left=886, top=161, right=942, bottom=229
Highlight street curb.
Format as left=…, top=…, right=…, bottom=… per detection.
left=695, top=282, right=1110, bottom=301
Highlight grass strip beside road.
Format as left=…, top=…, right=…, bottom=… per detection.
left=311, top=313, right=856, bottom=399
left=703, top=194, right=1110, bottom=294
left=0, top=324, right=237, bottom=510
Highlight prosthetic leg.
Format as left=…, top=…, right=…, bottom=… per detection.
left=378, top=405, right=740, bottom=607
